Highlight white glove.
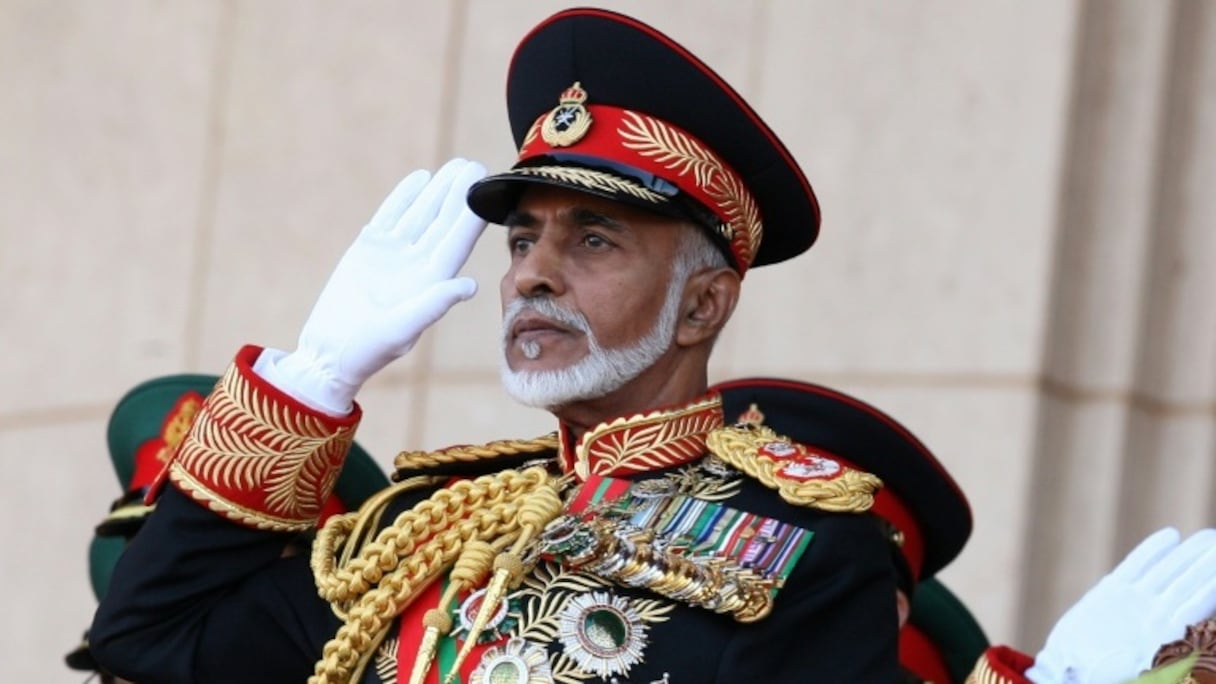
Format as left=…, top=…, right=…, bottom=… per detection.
left=259, top=158, right=488, bottom=414
left=1026, top=527, right=1216, bottom=684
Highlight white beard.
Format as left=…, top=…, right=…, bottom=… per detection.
left=499, top=273, right=685, bottom=410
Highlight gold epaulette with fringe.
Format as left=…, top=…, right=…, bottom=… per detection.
left=705, top=424, right=881, bottom=513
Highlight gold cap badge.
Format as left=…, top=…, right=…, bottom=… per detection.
left=541, top=82, right=593, bottom=147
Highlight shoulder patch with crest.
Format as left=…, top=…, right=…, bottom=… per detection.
left=705, top=424, right=882, bottom=513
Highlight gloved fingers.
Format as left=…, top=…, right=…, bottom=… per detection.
left=1138, top=528, right=1216, bottom=594
left=391, top=158, right=470, bottom=243
left=416, top=160, right=488, bottom=258
left=1170, top=569, right=1216, bottom=628
left=427, top=210, right=489, bottom=277
left=427, top=159, right=487, bottom=245
left=1160, top=533, right=1216, bottom=621
left=1108, top=526, right=1180, bottom=583
left=365, top=170, right=432, bottom=234
left=385, top=277, right=479, bottom=349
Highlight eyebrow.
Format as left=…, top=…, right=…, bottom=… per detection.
left=503, top=209, right=536, bottom=228
left=502, top=206, right=628, bottom=232
left=571, top=207, right=626, bottom=232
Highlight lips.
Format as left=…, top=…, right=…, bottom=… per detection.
left=510, top=314, right=573, bottom=342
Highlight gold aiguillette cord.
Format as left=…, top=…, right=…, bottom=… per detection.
left=443, top=483, right=563, bottom=683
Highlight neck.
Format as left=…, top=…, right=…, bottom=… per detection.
left=550, top=351, right=710, bottom=439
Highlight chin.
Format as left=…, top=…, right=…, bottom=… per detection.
left=505, top=346, right=585, bottom=373
left=499, top=359, right=611, bottom=410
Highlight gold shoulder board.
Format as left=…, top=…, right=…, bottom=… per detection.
left=705, top=424, right=881, bottom=513
left=392, top=433, right=559, bottom=477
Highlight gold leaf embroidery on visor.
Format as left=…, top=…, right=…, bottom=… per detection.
left=512, top=165, right=670, bottom=204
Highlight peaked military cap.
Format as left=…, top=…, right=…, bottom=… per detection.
left=467, top=7, right=821, bottom=275
left=712, top=378, right=972, bottom=584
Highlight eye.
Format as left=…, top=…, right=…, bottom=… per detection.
left=582, top=233, right=612, bottom=249
left=508, top=235, right=534, bottom=255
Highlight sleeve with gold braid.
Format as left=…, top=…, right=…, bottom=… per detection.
left=966, top=646, right=1035, bottom=684
left=166, top=345, right=362, bottom=532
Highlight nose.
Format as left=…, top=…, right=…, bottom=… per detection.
left=509, top=236, right=565, bottom=299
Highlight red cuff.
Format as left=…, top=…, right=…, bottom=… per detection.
left=156, top=345, right=362, bottom=531
left=967, top=646, right=1035, bottom=684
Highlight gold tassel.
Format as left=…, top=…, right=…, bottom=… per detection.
left=407, top=540, right=495, bottom=684
left=444, top=484, right=562, bottom=682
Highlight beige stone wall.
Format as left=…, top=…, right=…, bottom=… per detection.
left=3, top=1, right=1214, bottom=679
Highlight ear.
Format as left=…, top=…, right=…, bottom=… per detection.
left=896, top=589, right=911, bottom=628
left=675, top=267, right=741, bottom=347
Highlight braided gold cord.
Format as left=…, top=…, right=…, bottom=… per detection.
left=706, top=426, right=881, bottom=513
left=314, top=469, right=547, bottom=608
left=320, top=475, right=446, bottom=581
left=308, top=466, right=557, bottom=684
left=444, top=483, right=564, bottom=681
left=391, top=433, right=558, bottom=475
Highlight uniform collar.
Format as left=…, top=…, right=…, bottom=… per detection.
left=556, top=392, right=724, bottom=480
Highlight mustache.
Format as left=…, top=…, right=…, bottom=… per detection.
left=502, top=296, right=592, bottom=337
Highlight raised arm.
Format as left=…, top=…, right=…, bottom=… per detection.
left=90, top=159, right=488, bottom=683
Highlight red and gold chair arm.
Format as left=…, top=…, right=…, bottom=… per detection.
left=966, top=646, right=1035, bottom=684
left=161, top=345, right=362, bottom=532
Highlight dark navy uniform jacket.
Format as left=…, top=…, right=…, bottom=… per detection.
left=92, top=460, right=900, bottom=683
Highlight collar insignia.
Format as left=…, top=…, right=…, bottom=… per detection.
left=560, top=393, right=725, bottom=479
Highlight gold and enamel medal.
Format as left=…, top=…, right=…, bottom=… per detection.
left=557, top=591, right=650, bottom=679
left=451, top=587, right=521, bottom=645
left=468, top=637, right=552, bottom=684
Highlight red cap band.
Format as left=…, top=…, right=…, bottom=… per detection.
left=517, top=90, right=761, bottom=273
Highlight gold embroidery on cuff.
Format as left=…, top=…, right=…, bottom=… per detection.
left=170, top=362, right=354, bottom=531
left=965, top=652, right=1014, bottom=684
left=512, top=166, right=670, bottom=204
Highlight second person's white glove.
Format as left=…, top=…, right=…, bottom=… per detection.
left=1026, top=526, right=1216, bottom=684
left=260, top=158, right=488, bottom=414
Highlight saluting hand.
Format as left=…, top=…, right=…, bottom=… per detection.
left=260, top=158, right=488, bottom=414
left=1026, top=526, right=1216, bottom=684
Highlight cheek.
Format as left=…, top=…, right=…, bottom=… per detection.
left=499, top=270, right=514, bottom=307
left=585, top=274, right=668, bottom=344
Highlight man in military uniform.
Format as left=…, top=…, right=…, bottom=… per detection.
left=87, top=7, right=1216, bottom=684
left=91, top=8, right=908, bottom=683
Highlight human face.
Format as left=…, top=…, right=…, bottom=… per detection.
left=499, top=186, right=687, bottom=398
